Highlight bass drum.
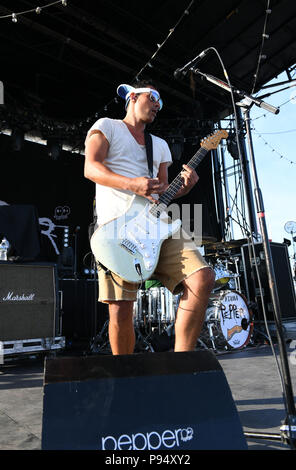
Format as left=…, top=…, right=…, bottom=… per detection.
left=203, top=290, right=253, bottom=350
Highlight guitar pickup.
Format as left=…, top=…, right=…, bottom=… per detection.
left=120, top=239, right=138, bottom=255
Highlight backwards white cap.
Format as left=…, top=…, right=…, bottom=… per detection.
left=116, top=83, right=163, bottom=110
left=117, top=84, right=157, bottom=100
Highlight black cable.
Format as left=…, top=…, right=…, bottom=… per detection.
left=109, top=271, right=141, bottom=293
left=250, top=0, right=271, bottom=95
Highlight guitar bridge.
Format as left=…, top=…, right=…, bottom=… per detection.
left=120, top=239, right=137, bottom=255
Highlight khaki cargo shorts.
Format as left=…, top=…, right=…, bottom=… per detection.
left=97, top=228, right=211, bottom=303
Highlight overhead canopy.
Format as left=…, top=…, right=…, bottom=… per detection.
left=1, top=0, right=296, bottom=259
left=0, top=0, right=296, bottom=145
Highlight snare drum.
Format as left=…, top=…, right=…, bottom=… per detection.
left=133, top=287, right=180, bottom=328
left=204, top=290, right=253, bottom=349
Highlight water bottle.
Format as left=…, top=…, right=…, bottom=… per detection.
left=0, top=237, right=9, bottom=261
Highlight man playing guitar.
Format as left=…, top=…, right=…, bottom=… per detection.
left=84, top=79, right=215, bottom=355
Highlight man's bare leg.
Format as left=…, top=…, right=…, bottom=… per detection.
left=174, top=267, right=215, bottom=352
left=108, top=300, right=135, bottom=355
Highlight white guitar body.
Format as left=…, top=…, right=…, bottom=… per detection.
left=91, top=129, right=228, bottom=284
left=91, top=195, right=181, bottom=283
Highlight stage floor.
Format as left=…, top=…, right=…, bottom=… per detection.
left=0, top=343, right=296, bottom=451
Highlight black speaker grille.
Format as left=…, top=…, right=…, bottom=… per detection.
left=240, top=242, right=296, bottom=320
left=0, top=263, right=57, bottom=340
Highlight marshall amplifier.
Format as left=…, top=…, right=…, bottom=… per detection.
left=240, top=242, right=296, bottom=322
left=0, top=262, right=60, bottom=342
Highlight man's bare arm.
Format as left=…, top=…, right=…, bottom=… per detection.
left=84, top=131, right=166, bottom=201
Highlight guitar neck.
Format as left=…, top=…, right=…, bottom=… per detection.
left=149, top=146, right=208, bottom=217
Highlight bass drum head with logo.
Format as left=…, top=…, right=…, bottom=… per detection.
left=204, top=290, right=253, bottom=350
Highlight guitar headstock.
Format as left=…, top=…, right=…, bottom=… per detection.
left=201, top=129, right=228, bottom=150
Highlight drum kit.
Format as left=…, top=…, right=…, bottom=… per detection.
left=90, top=238, right=253, bottom=354
left=132, top=239, right=254, bottom=353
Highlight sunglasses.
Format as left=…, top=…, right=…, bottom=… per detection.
left=147, top=90, right=163, bottom=110
left=126, top=87, right=163, bottom=110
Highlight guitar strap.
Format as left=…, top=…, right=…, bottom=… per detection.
left=89, top=197, right=97, bottom=240
left=90, top=131, right=153, bottom=239
left=144, top=130, right=153, bottom=178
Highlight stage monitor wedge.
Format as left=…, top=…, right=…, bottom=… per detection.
left=42, top=350, right=247, bottom=450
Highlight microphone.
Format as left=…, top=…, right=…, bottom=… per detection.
left=174, top=48, right=210, bottom=79
left=256, top=99, right=279, bottom=115
left=174, top=67, right=192, bottom=79
left=173, top=68, right=186, bottom=80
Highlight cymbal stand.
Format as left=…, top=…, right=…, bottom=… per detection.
left=206, top=322, right=218, bottom=351
left=232, top=256, right=241, bottom=292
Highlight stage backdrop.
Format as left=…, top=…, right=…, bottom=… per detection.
left=0, top=134, right=94, bottom=274
left=167, top=142, right=223, bottom=244
left=0, top=133, right=222, bottom=274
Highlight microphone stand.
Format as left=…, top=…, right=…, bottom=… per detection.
left=191, top=67, right=296, bottom=447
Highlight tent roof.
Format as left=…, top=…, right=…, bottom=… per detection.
left=1, top=0, right=296, bottom=142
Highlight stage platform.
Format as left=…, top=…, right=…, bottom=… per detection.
left=0, top=343, right=295, bottom=451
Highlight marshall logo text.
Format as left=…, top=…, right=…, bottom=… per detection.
left=2, top=292, right=35, bottom=302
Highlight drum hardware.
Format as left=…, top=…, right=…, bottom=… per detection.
left=205, top=319, right=218, bottom=351
left=90, top=318, right=157, bottom=354
left=232, top=256, right=241, bottom=292
left=90, top=320, right=110, bottom=354
left=205, top=239, right=247, bottom=292
left=211, top=256, right=241, bottom=293
left=196, top=337, right=209, bottom=350
left=134, top=328, right=156, bottom=353
left=147, top=324, right=176, bottom=352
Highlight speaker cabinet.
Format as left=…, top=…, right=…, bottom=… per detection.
left=59, top=278, right=108, bottom=342
left=0, top=262, right=59, bottom=341
left=42, top=351, right=247, bottom=450
left=240, top=242, right=296, bottom=321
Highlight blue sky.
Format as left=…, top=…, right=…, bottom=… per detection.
left=222, top=69, right=296, bottom=270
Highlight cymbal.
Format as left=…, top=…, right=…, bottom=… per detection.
left=201, top=236, right=218, bottom=245
left=205, top=238, right=247, bottom=250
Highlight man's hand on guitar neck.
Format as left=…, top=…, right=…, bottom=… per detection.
left=174, top=164, right=199, bottom=199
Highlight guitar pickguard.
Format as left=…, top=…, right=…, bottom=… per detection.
left=91, top=196, right=181, bottom=282
left=118, top=203, right=178, bottom=272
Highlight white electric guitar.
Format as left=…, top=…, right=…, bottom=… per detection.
left=91, top=129, right=228, bottom=283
